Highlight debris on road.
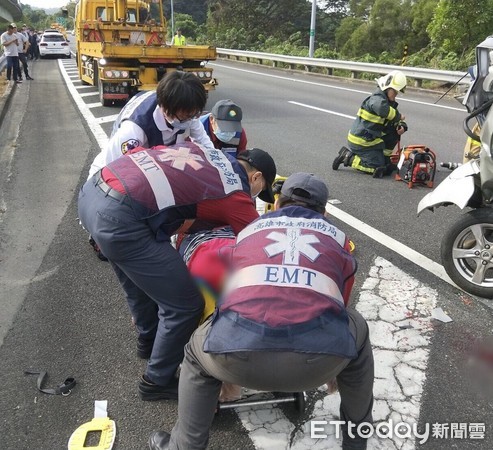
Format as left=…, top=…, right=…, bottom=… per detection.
left=431, top=307, right=453, bottom=323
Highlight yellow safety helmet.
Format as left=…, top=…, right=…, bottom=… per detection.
left=376, top=70, right=407, bottom=93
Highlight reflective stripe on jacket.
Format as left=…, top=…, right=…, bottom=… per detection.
left=348, top=88, right=401, bottom=152
left=204, top=206, right=358, bottom=357
left=107, top=143, right=249, bottom=215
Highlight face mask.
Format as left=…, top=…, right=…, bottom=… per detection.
left=164, top=112, right=192, bottom=131
left=215, top=130, right=236, bottom=143
left=168, top=118, right=191, bottom=130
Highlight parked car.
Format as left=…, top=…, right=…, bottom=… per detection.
left=39, top=33, right=71, bottom=58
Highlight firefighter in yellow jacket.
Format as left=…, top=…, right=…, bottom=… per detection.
left=333, top=70, right=408, bottom=178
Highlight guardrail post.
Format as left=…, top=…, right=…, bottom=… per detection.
left=414, top=79, right=422, bottom=87
left=351, top=71, right=358, bottom=79
left=326, top=68, right=333, bottom=76
left=272, top=61, right=277, bottom=68
left=304, top=65, right=311, bottom=72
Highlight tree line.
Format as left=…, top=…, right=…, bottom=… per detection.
left=10, top=0, right=493, bottom=72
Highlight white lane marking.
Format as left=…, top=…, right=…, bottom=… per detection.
left=58, top=60, right=108, bottom=149
left=212, top=62, right=465, bottom=112
left=289, top=101, right=355, bottom=120
left=95, top=114, right=119, bottom=124
left=325, top=202, right=455, bottom=287
left=75, top=85, right=95, bottom=90
left=238, top=257, right=436, bottom=450
left=86, top=102, right=104, bottom=109
left=79, top=92, right=100, bottom=98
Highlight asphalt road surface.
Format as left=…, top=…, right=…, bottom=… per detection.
left=0, top=55, right=492, bottom=450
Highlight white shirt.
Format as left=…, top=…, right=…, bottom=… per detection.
left=15, top=32, right=28, bottom=53
left=88, top=105, right=215, bottom=178
left=1, top=31, right=19, bottom=56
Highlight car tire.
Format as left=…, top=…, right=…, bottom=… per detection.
left=441, top=208, right=493, bottom=298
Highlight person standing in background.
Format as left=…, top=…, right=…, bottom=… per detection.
left=172, top=28, right=186, bottom=46
left=14, top=24, right=33, bottom=81
left=1, top=24, right=21, bottom=84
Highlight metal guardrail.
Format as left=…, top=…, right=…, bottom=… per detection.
left=0, top=54, right=6, bottom=74
left=217, top=48, right=470, bottom=87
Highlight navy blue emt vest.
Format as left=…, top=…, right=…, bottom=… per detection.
left=112, top=91, right=185, bottom=147
left=204, top=207, right=358, bottom=358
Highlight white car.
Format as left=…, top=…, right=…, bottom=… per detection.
left=39, top=33, right=71, bottom=58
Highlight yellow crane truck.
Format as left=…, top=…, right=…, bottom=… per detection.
left=75, top=0, right=217, bottom=106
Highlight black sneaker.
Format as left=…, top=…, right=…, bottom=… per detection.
left=26, top=76, right=34, bottom=80
left=139, top=376, right=178, bottom=401
left=137, top=337, right=155, bottom=359
left=372, top=167, right=386, bottom=178
left=148, top=431, right=171, bottom=450
left=333, top=147, right=352, bottom=171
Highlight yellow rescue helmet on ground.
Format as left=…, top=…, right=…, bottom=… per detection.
left=376, top=70, right=407, bottom=93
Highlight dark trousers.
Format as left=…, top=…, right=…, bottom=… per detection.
left=18, top=53, right=29, bottom=77
left=29, top=45, right=39, bottom=59
left=6, top=56, right=20, bottom=81
left=169, top=309, right=374, bottom=449
left=350, top=130, right=400, bottom=169
left=78, top=177, right=204, bottom=386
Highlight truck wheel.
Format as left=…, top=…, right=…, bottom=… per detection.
left=441, top=208, right=493, bottom=299
left=98, top=79, right=112, bottom=107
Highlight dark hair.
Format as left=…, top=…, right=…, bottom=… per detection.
left=156, top=71, right=206, bottom=117
left=277, top=193, right=325, bottom=214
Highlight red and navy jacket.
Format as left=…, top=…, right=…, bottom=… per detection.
left=204, top=206, right=358, bottom=358
left=103, top=142, right=257, bottom=239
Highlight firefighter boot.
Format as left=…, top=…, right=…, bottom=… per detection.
left=385, top=163, right=398, bottom=175
left=372, top=167, right=386, bottom=178
left=332, top=147, right=353, bottom=170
